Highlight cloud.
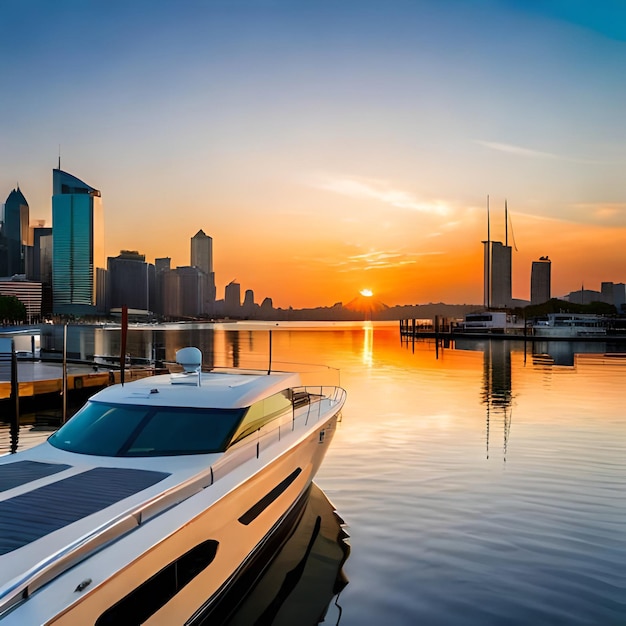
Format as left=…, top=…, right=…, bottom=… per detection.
left=326, top=249, right=442, bottom=272
left=571, top=202, right=626, bottom=224
left=475, top=140, right=606, bottom=165
left=475, top=140, right=560, bottom=160
left=507, top=202, right=626, bottom=228
left=314, top=176, right=451, bottom=216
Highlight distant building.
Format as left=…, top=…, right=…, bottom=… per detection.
left=601, top=282, right=626, bottom=312
left=190, top=230, right=213, bottom=274
left=31, top=224, right=53, bottom=317
left=224, top=280, right=241, bottom=317
left=190, top=229, right=216, bottom=314
left=52, top=168, right=105, bottom=315
left=155, top=264, right=207, bottom=319
left=107, top=250, right=155, bottom=314
left=566, top=288, right=602, bottom=305
left=31, top=225, right=52, bottom=283
left=161, top=269, right=181, bottom=318
left=531, top=256, right=551, bottom=305
left=155, top=257, right=171, bottom=274
left=1, top=187, right=30, bottom=276
left=154, top=257, right=171, bottom=317
left=0, top=276, right=42, bottom=322
left=177, top=266, right=206, bottom=318
left=242, top=289, right=256, bottom=317
left=483, top=240, right=512, bottom=308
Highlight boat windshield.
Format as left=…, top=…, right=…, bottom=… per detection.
left=48, top=401, right=246, bottom=457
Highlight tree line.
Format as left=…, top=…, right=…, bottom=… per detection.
left=0, top=295, right=27, bottom=324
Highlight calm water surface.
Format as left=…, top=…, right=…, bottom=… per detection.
left=2, top=322, right=625, bottom=625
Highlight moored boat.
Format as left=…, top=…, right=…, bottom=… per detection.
left=0, top=347, right=346, bottom=624
left=457, top=311, right=524, bottom=334
left=532, top=313, right=607, bottom=337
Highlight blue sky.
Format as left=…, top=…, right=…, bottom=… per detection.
left=1, top=0, right=625, bottom=306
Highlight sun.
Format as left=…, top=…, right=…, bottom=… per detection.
left=359, top=289, right=373, bottom=297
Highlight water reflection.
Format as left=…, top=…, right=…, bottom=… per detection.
left=451, top=339, right=514, bottom=461
left=191, top=483, right=349, bottom=626
left=361, top=323, right=373, bottom=367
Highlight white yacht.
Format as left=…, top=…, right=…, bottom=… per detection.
left=0, top=348, right=346, bottom=625
left=533, top=313, right=607, bottom=337
left=458, top=311, right=524, bottom=334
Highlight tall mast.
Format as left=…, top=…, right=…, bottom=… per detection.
left=505, top=199, right=508, bottom=247
left=487, top=195, right=491, bottom=309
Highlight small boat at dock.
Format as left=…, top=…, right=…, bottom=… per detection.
left=457, top=311, right=524, bottom=335
left=532, top=313, right=607, bottom=337
left=0, top=347, right=346, bottom=624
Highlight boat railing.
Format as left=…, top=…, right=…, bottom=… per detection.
left=210, top=385, right=346, bottom=483
left=0, top=384, right=346, bottom=617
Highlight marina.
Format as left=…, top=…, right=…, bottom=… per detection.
left=400, top=315, right=626, bottom=342
left=2, top=321, right=625, bottom=625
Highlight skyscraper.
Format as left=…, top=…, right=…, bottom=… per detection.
left=107, top=250, right=155, bottom=314
left=52, top=168, right=104, bottom=315
left=190, top=229, right=216, bottom=313
left=1, top=187, right=29, bottom=276
left=482, top=200, right=513, bottom=309
left=531, top=257, right=551, bottom=305
left=190, top=229, right=213, bottom=275
left=224, top=280, right=241, bottom=317
left=483, top=241, right=512, bottom=308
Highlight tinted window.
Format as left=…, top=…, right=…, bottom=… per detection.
left=96, top=540, right=218, bottom=625
left=229, top=391, right=292, bottom=445
left=48, top=402, right=245, bottom=456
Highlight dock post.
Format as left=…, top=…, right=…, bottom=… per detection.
left=62, top=324, right=67, bottom=424
left=10, top=340, right=19, bottom=453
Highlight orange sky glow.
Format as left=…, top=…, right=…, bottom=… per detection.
left=2, top=1, right=625, bottom=310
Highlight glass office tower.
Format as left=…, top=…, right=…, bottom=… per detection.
left=52, top=168, right=104, bottom=315
left=2, top=187, right=29, bottom=276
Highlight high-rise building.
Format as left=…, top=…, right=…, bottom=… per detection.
left=32, top=224, right=53, bottom=317
left=52, top=168, right=105, bottom=315
left=483, top=241, right=512, bottom=308
left=191, top=230, right=213, bottom=274
left=242, top=289, right=256, bottom=317
left=107, top=250, right=155, bottom=314
left=32, top=225, right=53, bottom=283
left=1, top=187, right=30, bottom=276
left=177, top=266, right=206, bottom=318
left=224, top=280, right=241, bottom=317
left=531, top=257, right=551, bottom=305
left=190, top=229, right=216, bottom=313
left=161, top=270, right=180, bottom=319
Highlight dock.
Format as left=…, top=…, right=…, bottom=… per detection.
left=399, top=319, right=626, bottom=343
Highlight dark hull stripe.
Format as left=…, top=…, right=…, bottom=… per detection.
left=238, top=468, right=302, bottom=526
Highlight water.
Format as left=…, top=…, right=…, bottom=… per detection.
left=2, top=322, right=626, bottom=624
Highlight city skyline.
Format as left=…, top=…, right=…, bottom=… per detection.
left=1, top=1, right=625, bottom=308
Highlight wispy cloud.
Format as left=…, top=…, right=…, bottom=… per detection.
left=475, top=140, right=606, bottom=165
left=314, top=176, right=451, bottom=216
left=476, top=140, right=560, bottom=160
left=571, top=202, right=626, bottom=224
left=326, top=249, right=442, bottom=272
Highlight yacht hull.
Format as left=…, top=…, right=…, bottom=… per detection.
left=3, top=413, right=339, bottom=626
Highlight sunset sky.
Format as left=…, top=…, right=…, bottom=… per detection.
left=1, top=0, right=625, bottom=309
